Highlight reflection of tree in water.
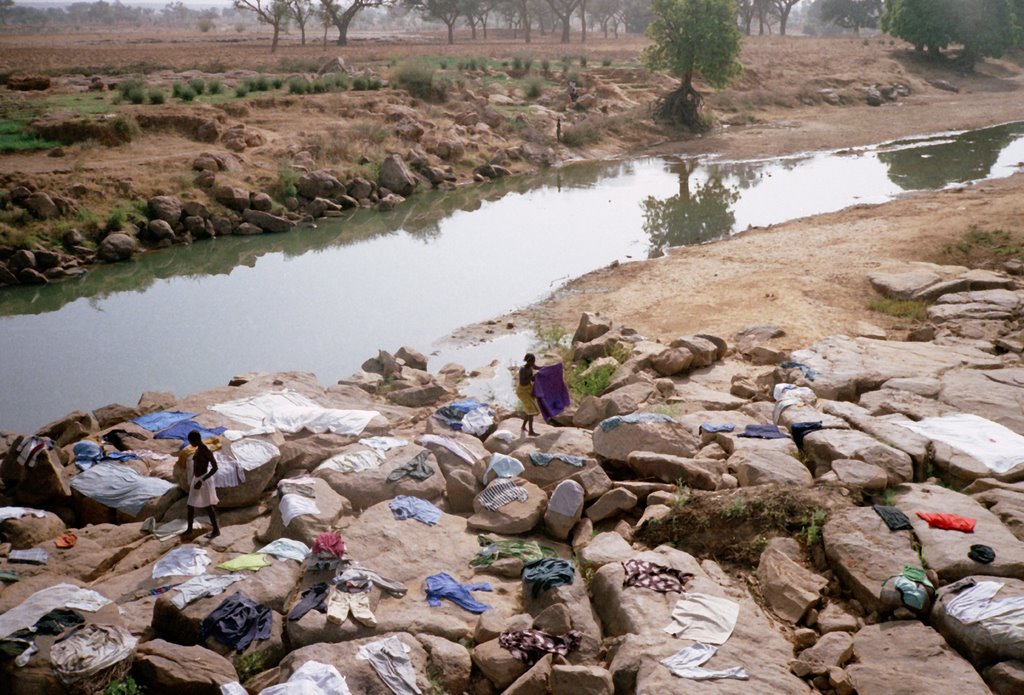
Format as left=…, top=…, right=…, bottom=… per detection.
left=642, top=160, right=739, bottom=256
left=879, top=123, right=1022, bottom=191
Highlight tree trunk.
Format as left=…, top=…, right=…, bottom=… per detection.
left=469, top=18, right=476, bottom=39
left=299, top=23, right=306, bottom=45
left=334, top=8, right=356, bottom=46
left=482, top=17, right=487, bottom=39
left=524, top=10, right=531, bottom=43
left=322, top=22, right=328, bottom=48
left=579, top=0, right=586, bottom=43
left=560, top=14, right=570, bottom=42
left=654, top=74, right=704, bottom=129
left=779, top=8, right=789, bottom=35
left=271, top=22, right=280, bottom=52
left=446, top=20, right=454, bottom=44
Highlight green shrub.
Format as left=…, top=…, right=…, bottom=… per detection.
left=602, top=56, right=612, bottom=66
left=105, top=675, right=144, bottom=695
left=171, top=81, right=184, bottom=98
left=147, top=89, right=165, bottom=104
left=394, top=60, right=446, bottom=101
left=207, top=79, right=222, bottom=94
left=579, top=54, right=588, bottom=67
left=541, top=58, right=550, bottom=74
left=439, top=59, right=449, bottom=69
left=274, top=165, right=299, bottom=201
left=271, top=76, right=284, bottom=89
left=189, top=78, right=205, bottom=95
left=568, top=363, right=616, bottom=399
left=352, top=76, right=368, bottom=90
left=235, top=83, right=249, bottom=97
left=253, top=75, right=271, bottom=91
left=287, top=76, right=310, bottom=94
left=561, top=118, right=601, bottom=147
left=512, top=56, right=524, bottom=72
left=177, top=86, right=196, bottom=102
left=367, top=76, right=382, bottom=90
left=526, top=78, right=543, bottom=99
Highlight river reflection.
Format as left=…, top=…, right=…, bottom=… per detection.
left=2, top=123, right=1024, bottom=432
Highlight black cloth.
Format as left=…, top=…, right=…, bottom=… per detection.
left=200, top=592, right=272, bottom=652
left=790, top=421, right=823, bottom=449
left=0, top=608, right=84, bottom=659
left=102, top=428, right=145, bottom=452
left=521, top=558, right=575, bottom=599
left=386, top=450, right=435, bottom=483
left=288, top=583, right=329, bottom=621
left=969, top=544, right=996, bottom=564
left=873, top=505, right=913, bottom=532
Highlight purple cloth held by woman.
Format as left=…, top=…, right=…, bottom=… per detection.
left=533, top=364, right=571, bottom=423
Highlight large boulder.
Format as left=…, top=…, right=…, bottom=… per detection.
left=296, top=170, right=345, bottom=199
left=133, top=639, right=237, bottom=694
left=802, top=428, right=913, bottom=485
left=0, top=510, right=65, bottom=548
left=379, top=154, right=417, bottom=196
left=573, top=312, right=612, bottom=343
left=467, top=479, right=547, bottom=534
left=264, top=477, right=352, bottom=545
left=242, top=209, right=294, bottom=233
left=97, top=232, right=138, bottom=262
left=938, top=368, right=1024, bottom=437
left=313, top=444, right=445, bottom=511
left=626, top=451, right=719, bottom=490
left=823, top=506, right=920, bottom=614
left=544, top=479, right=584, bottom=540
left=592, top=417, right=699, bottom=463
left=932, top=576, right=1024, bottom=667
left=731, top=448, right=813, bottom=487
left=896, top=483, right=1024, bottom=581
left=148, top=195, right=182, bottom=224
left=847, top=622, right=991, bottom=695
left=757, top=539, right=826, bottom=623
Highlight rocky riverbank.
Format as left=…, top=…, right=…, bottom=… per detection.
left=3, top=256, right=1024, bottom=693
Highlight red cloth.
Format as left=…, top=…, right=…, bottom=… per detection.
left=917, top=512, right=976, bottom=533
left=311, top=531, right=346, bottom=558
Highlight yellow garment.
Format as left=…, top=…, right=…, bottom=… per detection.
left=516, top=383, right=540, bottom=416
left=216, top=553, right=271, bottom=572
left=175, top=437, right=223, bottom=484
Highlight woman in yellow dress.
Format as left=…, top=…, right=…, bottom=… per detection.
left=516, top=353, right=542, bottom=436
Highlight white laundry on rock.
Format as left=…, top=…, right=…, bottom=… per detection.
left=315, top=449, right=385, bottom=475
left=280, top=493, right=321, bottom=527
left=663, top=592, right=740, bottom=644
left=894, top=413, right=1024, bottom=474
left=170, top=573, right=246, bottom=609
left=152, top=545, right=211, bottom=579
left=660, top=642, right=749, bottom=681
left=0, top=584, right=111, bottom=639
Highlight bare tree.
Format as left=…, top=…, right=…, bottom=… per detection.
left=405, top=0, right=461, bottom=44
left=234, top=0, right=290, bottom=52
left=319, top=0, right=388, bottom=46
left=288, top=0, right=313, bottom=43
left=545, top=0, right=580, bottom=43
left=772, top=0, right=798, bottom=34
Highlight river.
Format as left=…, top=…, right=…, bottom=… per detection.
left=2, top=121, right=1023, bottom=432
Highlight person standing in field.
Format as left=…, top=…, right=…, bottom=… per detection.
left=185, top=430, right=221, bottom=539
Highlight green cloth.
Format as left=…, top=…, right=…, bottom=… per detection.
left=901, top=565, right=933, bottom=588
left=0, top=569, right=19, bottom=583
left=216, top=553, right=272, bottom=572
left=893, top=576, right=927, bottom=610
left=469, top=535, right=556, bottom=568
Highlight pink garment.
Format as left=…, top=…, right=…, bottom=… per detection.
left=311, top=531, right=346, bottom=559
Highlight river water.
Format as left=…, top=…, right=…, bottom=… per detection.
left=2, top=122, right=1023, bottom=432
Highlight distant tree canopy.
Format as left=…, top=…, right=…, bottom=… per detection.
left=644, top=0, right=742, bottom=129
left=818, top=0, right=881, bottom=32
left=882, top=0, right=1020, bottom=68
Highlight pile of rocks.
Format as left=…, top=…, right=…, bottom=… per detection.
left=2, top=274, right=1024, bottom=693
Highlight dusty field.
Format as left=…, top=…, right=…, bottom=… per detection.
left=2, top=28, right=1023, bottom=352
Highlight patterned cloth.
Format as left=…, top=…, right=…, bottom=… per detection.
left=469, top=536, right=556, bottom=568
left=498, top=629, right=583, bottom=665
left=622, top=559, right=693, bottom=593
left=478, top=479, right=529, bottom=511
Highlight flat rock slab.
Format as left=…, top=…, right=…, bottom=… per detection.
left=895, top=483, right=1024, bottom=581
left=823, top=506, right=920, bottom=614
left=789, top=335, right=1001, bottom=401
left=592, top=418, right=699, bottom=463
left=730, top=448, right=812, bottom=488
left=932, top=575, right=1024, bottom=667
left=313, top=444, right=446, bottom=511
left=939, top=369, right=1024, bottom=437
left=802, top=428, right=913, bottom=485
left=847, top=622, right=990, bottom=695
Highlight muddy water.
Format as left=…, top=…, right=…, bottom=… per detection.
left=2, top=122, right=1023, bottom=432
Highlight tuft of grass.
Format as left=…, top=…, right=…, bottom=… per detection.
left=602, top=56, right=613, bottom=66
left=0, top=121, right=61, bottom=152
left=207, top=79, right=222, bottom=95
left=799, top=507, right=828, bottom=545
left=526, top=78, right=543, bottom=99
left=147, top=89, right=165, bottom=105
left=105, top=676, right=144, bottom=695
left=866, top=297, right=929, bottom=321
left=189, top=77, right=206, bottom=95
left=568, top=362, right=616, bottom=399
left=394, top=60, right=446, bottom=101
left=273, top=166, right=299, bottom=201
left=235, top=83, right=249, bottom=97
left=561, top=118, right=602, bottom=147
left=940, top=225, right=1024, bottom=267
left=288, top=76, right=311, bottom=95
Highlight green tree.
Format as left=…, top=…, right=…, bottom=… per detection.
left=287, top=0, right=313, bottom=43
left=643, top=0, right=743, bottom=129
left=0, top=0, right=15, bottom=25
left=641, top=160, right=738, bottom=253
left=882, top=0, right=1019, bottom=68
left=405, top=0, right=461, bottom=43
left=319, top=0, right=389, bottom=47
left=819, top=0, right=879, bottom=32
left=234, top=0, right=290, bottom=51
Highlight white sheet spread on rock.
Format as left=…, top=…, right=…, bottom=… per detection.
left=0, top=584, right=111, bottom=639
left=663, top=593, right=740, bottom=644
left=68, top=462, right=176, bottom=516
left=946, top=580, right=1024, bottom=625
left=660, top=642, right=749, bottom=681
left=170, top=573, right=246, bottom=609
left=152, top=545, right=212, bottom=579
left=210, top=390, right=380, bottom=435
left=258, top=660, right=353, bottom=695
left=0, top=506, right=47, bottom=523
left=281, top=493, right=321, bottom=527
left=894, top=413, right=1024, bottom=474
left=51, top=623, right=137, bottom=688
left=315, top=449, right=385, bottom=475
left=417, top=434, right=478, bottom=465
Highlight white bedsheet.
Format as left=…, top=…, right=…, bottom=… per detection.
left=210, top=390, right=380, bottom=436
left=894, top=413, right=1024, bottom=474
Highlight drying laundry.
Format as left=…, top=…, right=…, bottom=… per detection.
left=0, top=608, right=84, bottom=659
left=201, top=592, right=272, bottom=652
left=470, top=536, right=556, bottom=568
left=0, top=570, right=19, bottom=583
left=51, top=623, right=137, bottom=693
left=945, top=579, right=1024, bottom=642
left=326, top=587, right=377, bottom=626
left=601, top=413, right=675, bottom=432
left=660, top=642, right=749, bottom=681
left=258, top=539, right=310, bottom=563
left=386, top=450, right=435, bottom=482
left=522, top=558, right=575, bottom=598
left=311, top=531, right=346, bottom=559
left=737, top=424, right=787, bottom=439
left=15, top=436, right=52, bottom=466
left=778, top=361, right=818, bottom=381
left=336, top=566, right=407, bottom=597
left=356, top=636, right=422, bottom=695
left=533, top=363, right=571, bottom=422
left=209, top=452, right=245, bottom=489
left=259, top=660, right=353, bottom=695
left=280, top=493, right=321, bottom=527
left=970, top=544, right=996, bottom=564
left=72, top=441, right=140, bottom=471
left=772, top=384, right=818, bottom=425
left=0, top=507, right=47, bottom=523
left=217, top=553, right=272, bottom=572
left=424, top=573, right=492, bottom=613
left=548, top=480, right=584, bottom=518
left=893, top=576, right=928, bottom=611
left=132, top=411, right=197, bottom=432
left=9, top=549, right=48, bottom=564
left=623, top=559, right=693, bottom=593
left=873, top=505, right=913, bottom=531
left=894, top=413, right=1024, bottom=475
left=0, top=584, right=110, bottom=640
left=917, top=512, right=976, bottom=533
left=433, top=400, right=494, bottom=436
left=360, top=437, right=409, bottom=453
left=389, top=496, right=442, bottom=526
left=278, top=477, right=317, bottom=498
left=699, top=423, right=735, bottom=434
left=663, top=593, right=740, bottom=644
left=316, top=449, right=385, bottom=475
left=416, top=434, right=478, bottom=465
left=478, top=478, right=529, bottom=511
left=170, top=574, right=245, bottom=610
left=101, top=429, right=146, bottom=452
left=527, top=452, right=586, bottom=468
left=288, top=583, right=330, bottom=621
left=143, top=516, right=209, bottom=541
left=70, top=462, right=176, bottom=516
left=153, top=545, right=212, bottom=579
left=790, top=421, right=823, bottom=449
left=483, top=453, right=525, bottom=484
left=155, top=420, right=227, bottom=445
left=210, top=390, right=381, bottom=436
left=498, top=629, right=583, bottom=665
left=54, top=530, right=78, bottom=548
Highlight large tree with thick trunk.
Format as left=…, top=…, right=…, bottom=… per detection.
left=644, top=0, right=743, bottom=129
left=234, top=0, right=290, bottom=52
left=319, top=0, right=388, bottom=46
